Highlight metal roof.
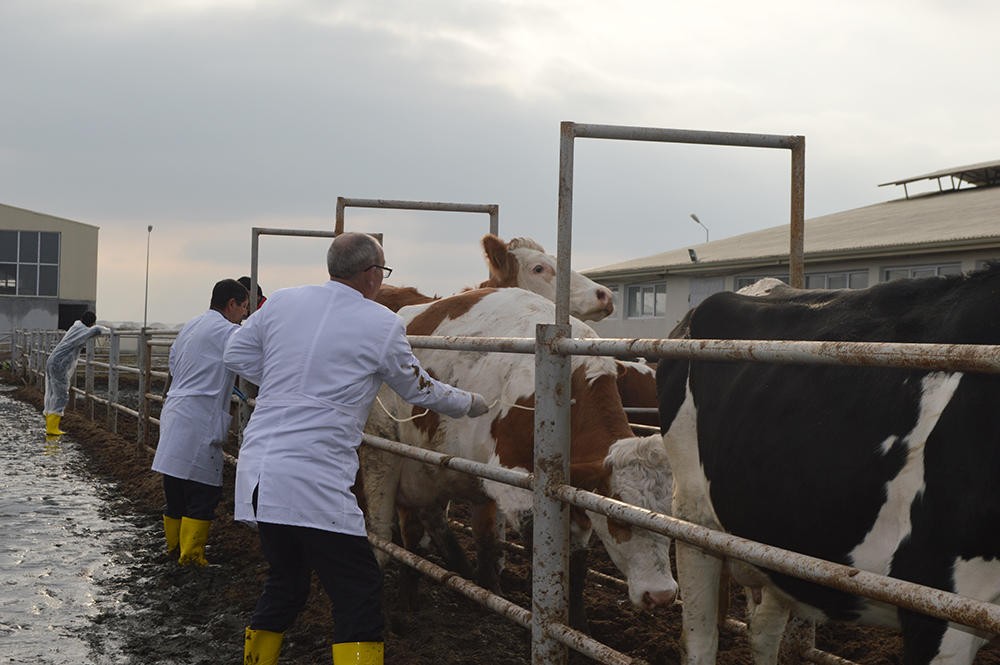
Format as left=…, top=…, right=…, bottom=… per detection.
left=583, top=183, right=1000, bottom=279
left=878, top=159, right=1000, bottom=196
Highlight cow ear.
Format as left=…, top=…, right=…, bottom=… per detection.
left=482, top=235, right=519, bottom=286
left=482, top=234, right=507, bottom=273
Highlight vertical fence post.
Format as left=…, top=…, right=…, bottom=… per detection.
left=12, top=330, right=21, bottom=373
left=31, top=332, right=40, bottom=388
left=85, top=337, right=95, bottom=420
left=107, top=331, right=120, bottom=434
left=69, top=335, right=78, bottom=411
left=138, top=329, right=149, bottom=448
left=532, top=323, right=572, bottom=665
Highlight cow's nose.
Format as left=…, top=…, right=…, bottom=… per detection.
left=642, top=588, right=678, bottom=609
left=598, top=288, right=614, bottom=314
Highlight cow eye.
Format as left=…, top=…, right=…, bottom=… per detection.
left=533, top=264, right=544, bottom=274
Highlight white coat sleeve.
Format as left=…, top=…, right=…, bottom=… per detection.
left=223, top=316, right=264, bottom=385
left=378, top=318, right=473, bottom=418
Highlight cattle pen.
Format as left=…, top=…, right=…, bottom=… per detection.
left=8, top=121, right=1000, bottom=664
left=11, top=318, right=1000, bottom=665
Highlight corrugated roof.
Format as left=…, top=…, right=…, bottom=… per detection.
left=583, top=184, right=1000, bottom=278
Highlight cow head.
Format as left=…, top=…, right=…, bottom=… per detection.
left=588, top=434, right=677, bottom=610
left=480, top=234, right=614, bottom=321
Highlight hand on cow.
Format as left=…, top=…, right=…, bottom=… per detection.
left=467, top=393, right=490, bottom=417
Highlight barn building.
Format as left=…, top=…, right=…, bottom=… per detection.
left=0, top=203, right=99, bottom=337
left=584, top=160, right=1000, bottom=339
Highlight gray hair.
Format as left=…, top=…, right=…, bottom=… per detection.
left=327, top=232, right=383, bottom=279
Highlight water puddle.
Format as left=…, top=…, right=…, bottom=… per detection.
left=0, top=389, right=130, bottom=664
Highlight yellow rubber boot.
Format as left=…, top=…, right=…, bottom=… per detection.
left=332, top=642, right=384, bottom=665
left=177, top=517, right=211, bottom=566
left=45, top=413, right=65, bottom=436
left=163, top=515, right=181, bottom=556
left=244, top=627, right=283, bottom=665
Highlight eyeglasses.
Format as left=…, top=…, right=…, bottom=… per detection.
left=366, top=264, right=393, bottom=278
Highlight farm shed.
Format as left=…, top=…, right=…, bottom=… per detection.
left=585, top=160, right=1000, bottom=339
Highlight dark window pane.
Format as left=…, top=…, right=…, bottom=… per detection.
left=828, top=274, right=848, bottom=289
left=18, top=264, right=37, bottom=295
left=885, top=269, right=908, bottom=282
left=911, top=268, right=935, bottom=279
left=39, top=232, right=59, bottom=264
left=805, top=274, right=824, bottom=289
left=0, top=231, right=16, bottom=262
left=939, top=264, right=962, bottom=276
left=654, top=284, right=666, bottom=316
left=0, top=263, right=15, bottom=295
left=642, top=288, right=654, bottom=316
left=19, top=232, right=38, bottom=263
left=626, top=286, right=642, bottom=318
left=849, top=272, right=869, bottom=289
left=38, top=264, right=58, bottom=296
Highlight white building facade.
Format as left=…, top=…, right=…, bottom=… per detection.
left=584, top=161, right=1000, bottom=339
left=1, top=203, right=99, bottom=335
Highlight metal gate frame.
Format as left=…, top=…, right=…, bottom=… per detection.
left=533, top=122, right=806, bottom=663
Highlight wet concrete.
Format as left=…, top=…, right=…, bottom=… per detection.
left=0, top=387, right=128, bottom=663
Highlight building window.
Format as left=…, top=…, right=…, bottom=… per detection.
left=804, top=270, right=869, bottom=289
left=0, top=230, right=60, bottom=297
left=626, top=282, right=666, bottom=318
left=883, top=263, right=961, bottom=282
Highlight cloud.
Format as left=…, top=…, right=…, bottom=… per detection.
left=3, top=0, right=1000, bottom=323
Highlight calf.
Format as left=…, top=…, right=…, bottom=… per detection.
left=657, top=266, right=1000, bottom=665
left=364, top=287, right=676, bottom=626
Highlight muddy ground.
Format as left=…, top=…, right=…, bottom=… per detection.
left=6, top=373, right=998, bottom=664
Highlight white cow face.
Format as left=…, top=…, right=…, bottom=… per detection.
left=506, top=243, right=615, bottom=322
left=589, top=435, right=678, bottom=610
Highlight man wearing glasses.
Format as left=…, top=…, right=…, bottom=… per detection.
left=225, top=231, right=488, bottom=665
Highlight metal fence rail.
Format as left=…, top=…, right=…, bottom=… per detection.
left=12, top=326, right=1000, bottom=663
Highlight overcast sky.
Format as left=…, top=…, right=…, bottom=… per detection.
left=3, top=0, right=999, bottom=325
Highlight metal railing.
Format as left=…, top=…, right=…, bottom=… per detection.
left=10, top=325, right=1000, bottom=664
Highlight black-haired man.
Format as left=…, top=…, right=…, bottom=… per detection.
left=151, top=278, right=249, bottom=566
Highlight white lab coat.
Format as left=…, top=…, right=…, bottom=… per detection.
left=223, top=281, right=474, bottom=536
left=151, top=310, right=240, bottom=486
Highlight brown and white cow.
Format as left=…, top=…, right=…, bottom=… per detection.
left=363, top=287, right=676, bottom=626
left=375, top=234, right=615, bottom=322
left=616, top=359, right=659, bottom=433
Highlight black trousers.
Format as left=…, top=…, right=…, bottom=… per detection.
left=162, top=474, right=222, bottom=521
left=250, top=521, right=384, bottom=643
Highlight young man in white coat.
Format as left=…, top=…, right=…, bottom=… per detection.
left=151, top=278, right=249, bottom=566
left=224, top=232, right=489, bottom=665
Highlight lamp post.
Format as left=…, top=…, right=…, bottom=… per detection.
left=690, top=213, right=709, bottom=243
left=143, top=225, right=152, bottom=330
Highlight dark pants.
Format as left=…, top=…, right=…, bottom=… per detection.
left=162, top=474, right=222, bottom=521
left=250, top=521, right=384, bottom=643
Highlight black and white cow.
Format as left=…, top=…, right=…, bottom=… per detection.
left=656, top=266, right=1000, bottom=665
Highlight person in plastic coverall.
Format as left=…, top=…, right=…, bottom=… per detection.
left=43, top=311, right=108, bottom=435
left=223, top=232, right=490, bottom=665
left=150, top=278, right=249, bottom=566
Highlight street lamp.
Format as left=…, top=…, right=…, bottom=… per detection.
left=690, top=213, right=709, bottom=243
left=143, top=225, right=152, bottom=330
